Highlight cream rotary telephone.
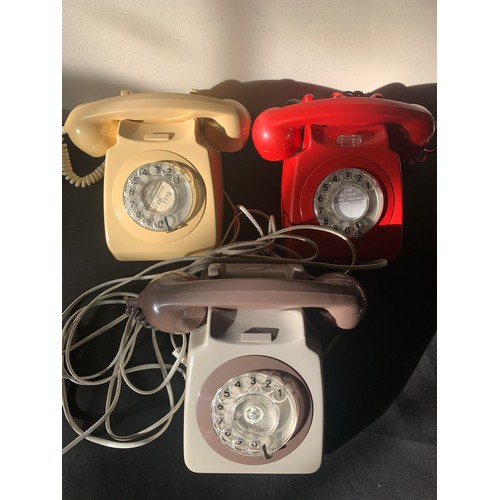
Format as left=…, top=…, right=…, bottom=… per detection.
left=63, top=90, right=251, bottom=260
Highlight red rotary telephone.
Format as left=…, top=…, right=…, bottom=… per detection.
left=252, top=92, right=436, bottom=263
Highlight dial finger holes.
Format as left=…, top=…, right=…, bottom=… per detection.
left=123, top=161, right=195, bottom=232
left=313, top=168, right=384, bottom=237
left=210, top=370, right=306, bottom=458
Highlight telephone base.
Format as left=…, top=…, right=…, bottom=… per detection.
left=183, top=307, right=324, bottom=474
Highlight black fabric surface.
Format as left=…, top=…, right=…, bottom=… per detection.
left=62, top=80, right=436, bottom=499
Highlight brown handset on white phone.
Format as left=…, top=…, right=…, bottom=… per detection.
left=62, top=90, right=251, bottom=261
left=124, top=264, right=367, bottom=473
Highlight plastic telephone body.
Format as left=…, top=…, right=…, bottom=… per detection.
left=64, top=92, right=251, bottom=261
left=183, top=308, right=324, bottom=473
left=252, top=95, right=435, bottom=262
left=282, top=123, right=404, bottom=262
left=102, top=119, right=222, bottom=261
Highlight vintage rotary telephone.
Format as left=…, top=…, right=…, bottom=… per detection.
left=62, top=90, right=250, bottom=260
left=125, top=262, right=367, bottom=473
left=252, top=92, right=436, bottom=263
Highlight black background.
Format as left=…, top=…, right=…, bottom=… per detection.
left=62, top=79, right=436, bottom=499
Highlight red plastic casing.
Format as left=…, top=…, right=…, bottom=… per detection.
left=252, top=95, right=435, bottom=263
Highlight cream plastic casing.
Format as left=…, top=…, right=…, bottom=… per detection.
left=104, top=119, right=222, bottom=260
left=183, top=307, right=324, bottom=474
left=63, top=91, right=251, bottom=261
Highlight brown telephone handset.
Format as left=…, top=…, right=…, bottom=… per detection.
left=62, top=90, right=251, bottom=261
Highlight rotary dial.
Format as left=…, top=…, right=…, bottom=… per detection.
left=313, top=168, right=384, bottom=237
left=123, top=161, right=195, bottom=232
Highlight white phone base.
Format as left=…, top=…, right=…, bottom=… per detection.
left=183, top=307, right=324, bottom=474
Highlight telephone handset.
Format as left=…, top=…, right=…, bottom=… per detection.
left=252, top=93, right=436, bottom=262
left=127, top=263, right=367, bottom=472
left=63, top=90, right=251, bottom=261
left=131, top=267, right=367, bottom=333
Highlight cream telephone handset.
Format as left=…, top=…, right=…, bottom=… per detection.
left=63, top=90, right=251, bottom=260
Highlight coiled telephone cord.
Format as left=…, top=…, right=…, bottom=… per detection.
left=62, top=129, right=105, bottom=187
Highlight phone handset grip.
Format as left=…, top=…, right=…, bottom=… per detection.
left=135, top=274, right=367, bottom=334
left=252, top=97, right=436, bottom=161
left=64, top=92, right=251, bottom=157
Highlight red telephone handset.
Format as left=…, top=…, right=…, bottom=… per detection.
left=252, top=93, right=436, bottom=263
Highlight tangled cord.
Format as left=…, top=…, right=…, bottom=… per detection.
left=62, top=202, right=388, bottom=455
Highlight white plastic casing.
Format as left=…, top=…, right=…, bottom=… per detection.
left=183, top=307, right=323, bottom=474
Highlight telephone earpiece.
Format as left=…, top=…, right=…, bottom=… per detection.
left=132, top=271, right=367, bottom=334
left=314, top=272, right=367, bottom=326
left=139, top=272, right=208, bottom=335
